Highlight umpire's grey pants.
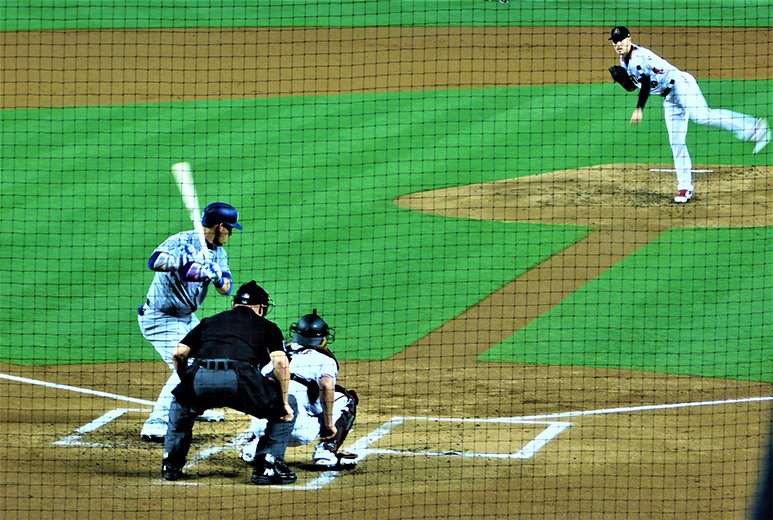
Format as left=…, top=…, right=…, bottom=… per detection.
left=163, top=367, right=297, bottom=469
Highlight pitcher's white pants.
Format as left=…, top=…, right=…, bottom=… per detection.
left=664, top=71, right=758, bottom=191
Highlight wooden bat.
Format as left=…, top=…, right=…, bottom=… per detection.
left=171, top=162, right=209, bottom=254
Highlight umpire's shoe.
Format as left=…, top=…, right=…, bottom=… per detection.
left=161, top=460, right=183, bottom=481
left=251, top=453, right=297, bottom=485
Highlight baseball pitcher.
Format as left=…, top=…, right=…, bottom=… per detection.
left=608, top=26, right=770, bottom=203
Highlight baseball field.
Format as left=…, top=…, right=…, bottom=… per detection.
left=1, top=2, right=771, bottom=518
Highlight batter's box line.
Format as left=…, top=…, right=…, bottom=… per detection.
left=361, top=416, right=572, bottom=461
left=54, top=407, right=150, bottom=447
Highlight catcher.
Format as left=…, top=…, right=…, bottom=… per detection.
left=240, top=309, right=359, bottom=469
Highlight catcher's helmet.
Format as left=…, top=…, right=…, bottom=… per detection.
left=290, top=309, right=335, bottom=347
left=201, top=202, right=243, bottom=230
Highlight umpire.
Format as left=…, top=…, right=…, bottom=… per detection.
left=161, top=280, right=299, bottom=485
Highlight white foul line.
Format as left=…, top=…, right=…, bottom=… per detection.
left=490, top=395, right=773, bottom=422
left=0, top=373, right=155, bottom=406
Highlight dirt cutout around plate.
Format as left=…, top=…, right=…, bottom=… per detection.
left=393, top=164, right=772, bottom=364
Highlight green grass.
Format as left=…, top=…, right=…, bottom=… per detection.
left=2, top=1, right=770, bottom=31
left=1, top=81, right=770, bottom=379
left=480, top=227, right=773, bottom=382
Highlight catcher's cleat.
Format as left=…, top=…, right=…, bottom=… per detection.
left=240, top=433, right=258, bottom=464
left=312, top=444, right=358, bottom=469
left=161, top=461, right=183, bottom=481
left=674, top=189, right=693, bottom=203
left=251, top=454, right=297, bottom=485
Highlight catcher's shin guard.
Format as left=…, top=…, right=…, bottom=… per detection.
left=322, top=390, right=358, bottom=453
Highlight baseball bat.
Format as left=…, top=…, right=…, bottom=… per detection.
left=171, top=162, right=209, bottom=254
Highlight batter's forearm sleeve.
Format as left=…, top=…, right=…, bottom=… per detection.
left=148, top=251, right=184, bottom=272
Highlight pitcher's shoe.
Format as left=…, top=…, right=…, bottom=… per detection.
left=752, top=118, right=770, bottom=154
left=674, top=189, right=693, bottom=203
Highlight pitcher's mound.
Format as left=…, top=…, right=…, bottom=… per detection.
left=394, top=164, right=772, bottom=231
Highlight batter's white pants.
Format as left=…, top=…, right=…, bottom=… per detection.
left=137, top=306, right=199, bottom=432
left=664, top=71, right=759, bottom=191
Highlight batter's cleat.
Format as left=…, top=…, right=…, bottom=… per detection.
left=673, top=189, right=693, bottom=203
left=141, top=423, right=167, bottom=443
left=161, top=461, right=183, bottom=481
left=251, top=454, right=297, bottom=485
left=752, top=118, right=770, bottom=154
left=312, top=444, right=358, bottom=469
left=197, top=409, right=225, bottom=422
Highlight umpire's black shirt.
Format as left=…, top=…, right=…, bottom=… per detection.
left=180, top=305, right=284, bottom=367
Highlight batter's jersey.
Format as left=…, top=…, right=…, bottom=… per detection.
left=145, top=230, right=231, bottom=317
left=620, top=45, right=679, bottom=95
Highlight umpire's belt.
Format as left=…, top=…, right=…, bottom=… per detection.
left=661, top=79, right=675, bottom=97
left=200, top=359, right=242, bottom=370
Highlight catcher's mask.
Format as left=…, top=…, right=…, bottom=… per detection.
left=290, top=308, right=335, bottom=347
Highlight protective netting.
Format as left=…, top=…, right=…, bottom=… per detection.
left=1, top=2, right=771, bottom=518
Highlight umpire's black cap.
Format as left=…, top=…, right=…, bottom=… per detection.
left=233, top=280, right=270, bottom=306
left=609, top=26, right=631, bottom=42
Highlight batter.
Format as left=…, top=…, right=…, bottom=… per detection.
left=138, top=201, right=240, bottom=441
left=609, top=26, right=770, bottom=203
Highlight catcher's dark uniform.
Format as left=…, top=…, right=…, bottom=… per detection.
left=163, top=305, right=297, bottom=470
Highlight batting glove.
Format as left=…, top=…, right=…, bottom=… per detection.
left=203, top=262, right=224, bottom=287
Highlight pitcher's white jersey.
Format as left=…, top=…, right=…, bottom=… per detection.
left=619, top=45, right=678, bottom=96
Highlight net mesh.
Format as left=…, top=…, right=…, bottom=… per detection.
left=1, top=2, right=771, bottom=518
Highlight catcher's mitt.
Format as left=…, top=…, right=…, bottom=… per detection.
left=609, top=65, right=637, bottom=92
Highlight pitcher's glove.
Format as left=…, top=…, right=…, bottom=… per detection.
left=609, top=65, right=637, bottom=92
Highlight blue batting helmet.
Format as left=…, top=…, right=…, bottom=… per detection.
left=201, top=202, right=243, bottom=230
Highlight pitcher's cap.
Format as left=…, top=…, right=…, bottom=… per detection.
left=609, top=26, right=631, bottom=42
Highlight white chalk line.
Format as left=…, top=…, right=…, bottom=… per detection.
left=5, top=372, right=771, bottom=490
left=650, top=168, right=714, bottom=173
left=54, top=408, right=148, bottom=447
left=0, top=372, right=155, bottom=406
